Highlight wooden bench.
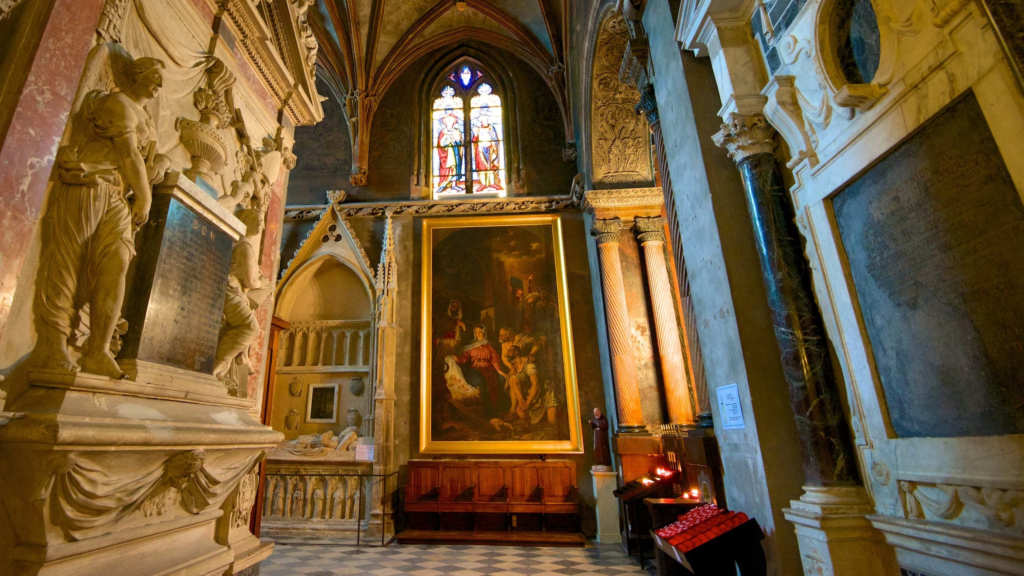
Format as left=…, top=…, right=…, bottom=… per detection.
left=401, top=459, right=581, bottom=540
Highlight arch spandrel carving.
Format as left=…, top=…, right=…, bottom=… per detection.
left=590, top=13, right=653, bottom=185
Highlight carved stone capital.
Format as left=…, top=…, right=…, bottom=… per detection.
left=712, top=112, right=777, bottom=164
left=634, top=216, right=666, bottom=244
left=582, top=187, right=663, bottom=218
left=591, top=218, right=623, bottom=245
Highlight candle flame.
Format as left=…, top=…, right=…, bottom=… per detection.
left=641, top=478, right=654, bottom=485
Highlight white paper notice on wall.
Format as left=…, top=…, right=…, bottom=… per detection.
left=356, top=444, right=375, bottom=461
left=717, top=383, right=745, bottom=430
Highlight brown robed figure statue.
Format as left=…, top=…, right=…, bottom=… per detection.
left=589, top=407, right=611, bottom=470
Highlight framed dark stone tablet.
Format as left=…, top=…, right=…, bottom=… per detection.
left=832, top=91, right=1024, bottom=438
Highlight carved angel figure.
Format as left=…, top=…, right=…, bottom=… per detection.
left=212, top=206, right=267, bottom=386
left=32, top=52, right=171, bottom=378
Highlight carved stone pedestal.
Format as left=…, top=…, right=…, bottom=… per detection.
left=0, top=372, right=281, bottom=576
left=783, top=486, right=897, bottom=576
left=592, top=468, right=622, bottom=545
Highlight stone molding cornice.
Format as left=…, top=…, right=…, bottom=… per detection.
left=582, top=187, right=664, bottom=218
left=712, top=112, right=777, bottom=163
left=283, top=193, right=582, bottom=221
left=216, top=0, right=322, bottom=126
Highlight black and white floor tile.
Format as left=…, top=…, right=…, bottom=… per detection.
left=259, top=541, right=657, bottom=576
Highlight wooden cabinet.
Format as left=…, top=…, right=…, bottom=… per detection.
left=402, top=460, right=580, bottom=539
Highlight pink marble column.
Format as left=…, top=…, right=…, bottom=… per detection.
left=636, top=217, right=695, bottom=425
left=0, top=0, right=106, bottom=338
left=592, top=218, right=645, bottom=430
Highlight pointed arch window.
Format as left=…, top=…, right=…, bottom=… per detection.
left=431, top=64, right=506, bottom=198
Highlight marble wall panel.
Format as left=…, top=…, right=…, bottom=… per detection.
left=0, top=0, right=105, bottom=344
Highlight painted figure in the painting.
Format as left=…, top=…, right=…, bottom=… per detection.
left=499, top=325, right=538, bottom=369
left=473, top=106, right=501, bottom=191
left=456, top=325, right=507, bottom=418
left=436, top=108, right=464, bottom=193
left=505, top=344, right=558, bottom=427
left=434, top=299, right=466, bottom=361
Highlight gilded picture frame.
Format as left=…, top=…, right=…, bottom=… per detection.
left=420, top=214, right=583, bottom=454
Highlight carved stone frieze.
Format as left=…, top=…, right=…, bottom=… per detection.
left=900, top=480, right=1024, bottom=534
left=283, top=193, right=582, bottom=221
left=581, top=187, right=664, bottom=216
left=591, top=14, right=653, bottom=184
left=712, top=112, right=778, bottom=163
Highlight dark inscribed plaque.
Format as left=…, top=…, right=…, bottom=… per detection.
left=833, top=92, right=1024, bottom=438
left=120, top=193, right=233, bottom=374
left=309, top=387, right=336, bottom=420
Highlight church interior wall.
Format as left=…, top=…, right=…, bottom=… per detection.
left=388, top=210, right=608, bottom=538
left=641, top=1, right=808, bottom=573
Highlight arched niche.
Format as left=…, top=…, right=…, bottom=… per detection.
left=272, top=209, right=377, bottom=441
left=276, top=255, right=373, bottom=323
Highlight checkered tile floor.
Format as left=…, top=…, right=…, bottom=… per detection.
left=259, top=541, right=657, bottom=576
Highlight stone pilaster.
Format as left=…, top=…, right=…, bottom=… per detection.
left=591, top=218, right=645, bottom=431
left=634, top=217, right=694, bottom=426
left=714, top=112, right=891, bottom=576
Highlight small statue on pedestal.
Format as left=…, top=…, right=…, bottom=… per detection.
left=589, top=407, right=612, bottom=471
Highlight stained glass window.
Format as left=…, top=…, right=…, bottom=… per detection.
left=431, top=65, right=505, bottom=198
left=470, top=83, right=504, bottom=193
left=432, top=86, right=465, bottom=194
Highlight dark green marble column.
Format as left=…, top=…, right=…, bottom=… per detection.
left=714, top=113, right=858, bottom=487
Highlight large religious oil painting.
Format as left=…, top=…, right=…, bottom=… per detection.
left=420, top=215, right=583, bottom=454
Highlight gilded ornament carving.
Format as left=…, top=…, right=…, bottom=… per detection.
left=712, top=112, right=778, bottom=163
left=591, top=14, right=652, bottom=184
left=326, top=189, right=347, bottom=204
left=30, top=49, right=171, bottom=379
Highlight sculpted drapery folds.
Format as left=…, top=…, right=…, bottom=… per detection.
left=32, top=54, right=171, bottom=379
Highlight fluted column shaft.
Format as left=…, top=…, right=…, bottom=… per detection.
left=713, top=113, right=858, bottom=487
left=592, top=219, right=645, bottom=430
left=635, top=218, right=694, bottom=425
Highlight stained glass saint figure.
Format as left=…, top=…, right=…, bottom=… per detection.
left=433, top=86, right=465, bottom=194
left=470, top=83, right=504, bottom=192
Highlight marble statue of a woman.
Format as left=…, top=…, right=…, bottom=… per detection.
left=32, top=55, right=171, bottom=378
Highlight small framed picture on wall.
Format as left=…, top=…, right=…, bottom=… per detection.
left=306, top=383, right=339, bottom=423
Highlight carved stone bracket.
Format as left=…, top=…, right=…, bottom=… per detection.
left=712, top=112, right=778, bottom=163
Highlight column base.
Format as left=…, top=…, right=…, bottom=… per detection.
left=783, top=486, right=898, bottom=576
left=592, top=468, right=621, bottom=545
